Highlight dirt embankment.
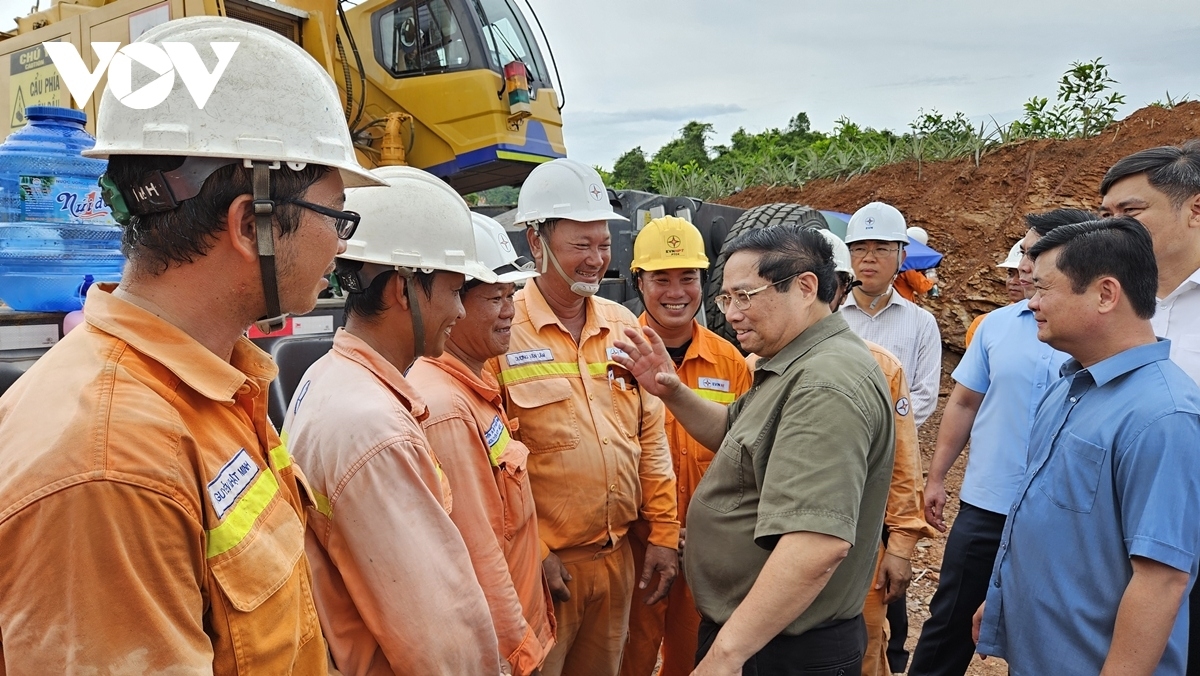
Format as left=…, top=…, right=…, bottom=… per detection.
left=718, top=102, right=1200, bottom=353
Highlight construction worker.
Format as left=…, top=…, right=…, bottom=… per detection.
left=614, top=224, right=894, bottom=675
left=839, top=202, right=941, bottom=672
left=964, top=242, right=1025, bottom=348
left=619, top=217, right=752, bottom=676
left=0, top=17, right=382, bottom=671
left=893, top=226, right=936, bottom=301
left=407, top=213, right=555, bottom=675
left=489, top=158, right=679, bottom=676
left=283, top=167, right=503, bottom=675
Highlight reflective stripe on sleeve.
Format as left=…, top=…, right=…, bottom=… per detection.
left=206, top=469, right=281, bottom=558
left=488, top=426, right=511, bottom=466
left=693, top=388, right=737, bottom=404
left=311, top=489, right=333, bottom=518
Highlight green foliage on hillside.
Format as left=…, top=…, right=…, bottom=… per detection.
left=602, top=59, right=1126, bottom=201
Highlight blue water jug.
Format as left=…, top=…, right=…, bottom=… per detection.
left=0, top=105, right=124, bottom=312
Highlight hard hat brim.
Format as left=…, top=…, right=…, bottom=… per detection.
left=630, top=257, right=710, bottom=272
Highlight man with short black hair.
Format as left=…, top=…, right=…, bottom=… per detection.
left=975, top=217, right=1200, bottom=675
left=909, top=208, right=1089, bottom=676
left=614, top=224, right=894, bottom=675
left=1100, top=139, right=1200, bottom=673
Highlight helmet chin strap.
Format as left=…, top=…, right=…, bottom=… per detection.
left=398, top=268, right=426, bottom=361
left=538, top=231, right=599, bottom=297
left=250, top=161, right=287, bottom=335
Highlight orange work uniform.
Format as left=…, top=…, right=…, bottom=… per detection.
left=621, top=317, right=752, bottom=676
left=0, top=286, right=330, bottom=674
left=487, top=281, right=679, bottom=676
left=860, top=342, right=937, bottom=676
left=410, top=353, right=557, bottom=676
left=284, top=329, right=500, bottom=676
left=894, top=269, right=935, bottom=301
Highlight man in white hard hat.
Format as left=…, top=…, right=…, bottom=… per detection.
left=620, top=216, right=752, bottom=676
left=489, top=158, right=679, bottom=676
left=0, top=17, right=381, bottom=672
left=408, top=214, right=556, bottom=676
left=910, top=208, right=1090, bottom=676
left=283, top=167, right=503, bottom=675
left=839, top=201, right=940, bottom=673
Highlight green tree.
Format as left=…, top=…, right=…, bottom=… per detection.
left=612, top=147, right=652, bottom=191
left=652, top=121, right=714, bottom=168
left=1013, top=58, right=1126, bottom=139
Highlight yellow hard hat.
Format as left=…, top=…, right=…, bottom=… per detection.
left=631, top=216, right=709, bottom=272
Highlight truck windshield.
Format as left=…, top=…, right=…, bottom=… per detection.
left=376, top=0, right=470, bottom=76
left=472, top=0, right=549, bottom=85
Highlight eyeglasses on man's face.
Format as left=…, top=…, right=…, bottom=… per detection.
left=286, top=199, right=361, bottom=240
left=848, top=244, right=900, bottom=259
left=714, top=272, right=801, bottom=314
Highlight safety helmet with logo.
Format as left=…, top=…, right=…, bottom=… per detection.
left=513, top=158, right=627, bottom=297
left=85, top=16, right=384, bottom=333
left=907, top=226, right=929, bottom=246
left=998, top=241, right=1023, bottom=269
left=513, top=158, right=627, bottom=227
left=630, top=216, right=709, bottom=272
left=340, top=166, right=497, bottom=357
left=470, top=213, right=538, bottom=283
left=844, top=202, right=909, bottom=244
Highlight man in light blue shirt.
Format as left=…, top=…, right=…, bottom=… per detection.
left=975, top=217, right=1200, bottom=675
left=910, top=209, right=1090, bottom=676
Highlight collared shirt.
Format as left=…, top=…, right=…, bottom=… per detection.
left=487, top=281, right=679, bottom=555
left=285, top=329, right=501, bottom=676
left=952, top=300, right=1070, bottom=514
left=747, top=341, right=935, bottom=559
left=0, top=286, right=329, bottom=674
left=687, top=312, right=895, bottom=636
left=639, top=315, right=752, bottom=524
left=1151, top=266, right=1200, bottom=385
left=841, top=288, right=942, bottom=426
left=977, top=340, right=1200, bottom=675
left=409, top=353, right=556, bottom=676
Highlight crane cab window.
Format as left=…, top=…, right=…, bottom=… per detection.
left=375, top=0, right=470, bottom=76
left=473, top=0, right=549, bottom=85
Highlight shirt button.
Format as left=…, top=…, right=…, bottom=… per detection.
left=588, top=393, right=594, bottom=400
left=1070, top=397, right=1077, bottom=403
left=603, top=437, right=610, bottom=444
left=609, top=484, right=616, bottom=492
left=236, top=384, right=251, bottom=396
left=682, top=450, right=688, bottom=455
left=1037, top=383, right=1043, bottom=388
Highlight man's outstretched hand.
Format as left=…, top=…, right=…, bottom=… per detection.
left=613, top=326, right=683, bottom=399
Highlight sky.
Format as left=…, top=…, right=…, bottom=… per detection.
left=3, top=0, right=1198, bottom=169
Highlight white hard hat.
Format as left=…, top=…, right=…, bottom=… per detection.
left=84, top=17, right=381, bottom=189
left=471, top=213, right=538, bottom=283
left=907, top=226, right=929, bottom=246
left=342, top=166, right=497, bottom=282
left=998, top=241, right=1023, bottom=269
left=845, top=202, right=909, bottom=244
left=817, top=229, right=854, bottom=278
left=514, top=158, right=628, bottom=227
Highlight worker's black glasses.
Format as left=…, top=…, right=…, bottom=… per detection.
left=285, top=199, right=361, bottom=240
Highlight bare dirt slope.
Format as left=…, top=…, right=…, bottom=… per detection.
left=719, top=102, right=1200, bottom=353
left=715, top=103, right=1200, bottom=673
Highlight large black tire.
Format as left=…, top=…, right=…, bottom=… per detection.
left=706, top=203, right=828, bottom=348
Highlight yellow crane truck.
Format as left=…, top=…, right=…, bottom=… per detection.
left=0, top=0, right=566, bottom=193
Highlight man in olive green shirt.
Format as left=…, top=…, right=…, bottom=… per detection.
left=614, top=225, right=894, bottom=675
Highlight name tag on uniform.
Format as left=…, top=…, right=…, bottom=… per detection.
left=208, top=448, right=260, bottom=519
left=698, top=377, right=730, bottom=392
left=507, top=348, right=554, bottom=366
left=607, top=347, right=628, bottom=361
left=485, top=416, right=505, bottom=446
